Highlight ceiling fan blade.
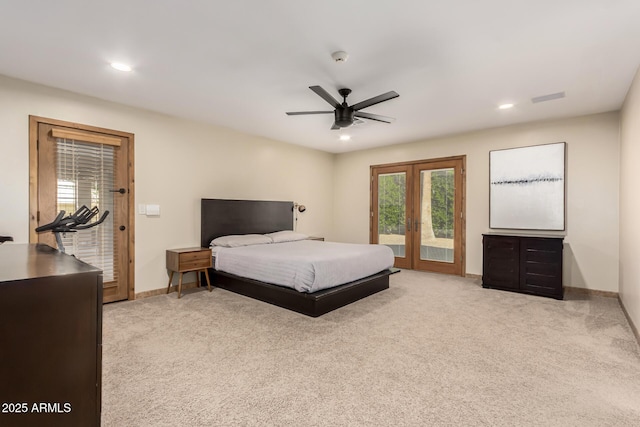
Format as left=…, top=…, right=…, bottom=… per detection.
left=309, top=86, right=340, bottom=108
left=286, top=111, right=334, bottom=115
left=330, top=122, right=340, bottom=130
left=354, top=111, right=396, bottom=123
left=351, top=91, right=399, bottom=111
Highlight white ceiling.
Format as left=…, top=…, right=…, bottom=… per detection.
left=1, top=1, right=639, bottom=153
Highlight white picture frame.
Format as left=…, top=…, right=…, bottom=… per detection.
left=489, top=142, right=566, bottom=230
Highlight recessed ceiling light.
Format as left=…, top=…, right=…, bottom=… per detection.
left=498, top=103, right=514, bottom=110
left=110, top=62, right=132, bottom=72
left=339, top=135, right=351, bottom=141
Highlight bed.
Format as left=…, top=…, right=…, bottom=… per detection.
left=201, top=198, right=397, bottom=317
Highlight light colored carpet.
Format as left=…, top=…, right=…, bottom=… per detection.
left=102, top=270, right=640, bottom=426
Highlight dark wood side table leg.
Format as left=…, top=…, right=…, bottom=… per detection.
left=203, top=269, right=212, bottom=292
left=178, top=272, right=184, bottom=299
left=196, top=270, right=201, bottom=288
left=166, top=271, right=175, bottom=294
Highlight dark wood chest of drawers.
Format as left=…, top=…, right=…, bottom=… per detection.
left=0, top=244, right=102, bottom=427
left=482, top=234, right=564, bottom=299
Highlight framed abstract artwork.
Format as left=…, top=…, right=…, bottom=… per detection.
left=489, top=142, right=566, bottom=230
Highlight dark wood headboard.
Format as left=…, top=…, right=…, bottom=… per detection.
left=201, top=199, right=294, bottom=247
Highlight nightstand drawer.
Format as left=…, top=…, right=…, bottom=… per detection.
left=180, top=258, right=211, bottom=270
left=166, top=247, right=212, bottom=272
left=179, top=250, right=210, bottom=264
left=178, top=250, right=211, bottom=270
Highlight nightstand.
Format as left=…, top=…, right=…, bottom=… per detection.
left=166, top=247, right=212, bottom=298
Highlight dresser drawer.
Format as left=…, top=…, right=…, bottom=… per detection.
left=520, top=237, right=563, bottom=298
left=482, top=235, right=520, bottom=289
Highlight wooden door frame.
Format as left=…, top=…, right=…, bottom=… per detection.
left=370, top=155, right=466, bottom=276
left=28, top=115, right=136, bottom=301
left=411, top=157, right=465, bottom=276
left=370, top=164, right=414, bottom=269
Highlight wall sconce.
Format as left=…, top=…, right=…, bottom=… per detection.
left=293, top=202, right=306, bottom=230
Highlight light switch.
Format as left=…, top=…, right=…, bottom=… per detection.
left=146, top=204, right=160, bottom=216
left=138, top=204, right=146, bottom=215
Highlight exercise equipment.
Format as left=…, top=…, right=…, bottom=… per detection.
left=35, top=205, right=109, bottom=253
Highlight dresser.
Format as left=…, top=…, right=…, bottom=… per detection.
left=482, top=234, right=564, bottom=300
left=0, top=244, right=102, bottom=427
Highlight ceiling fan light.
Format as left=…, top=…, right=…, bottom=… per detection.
left=339, top=135, right=351, bottom=141
left=110, top=62, right=132, bottom=72
left=498, top=103, right=514, bottom=110
left=334, top=107, right=354, bottom=127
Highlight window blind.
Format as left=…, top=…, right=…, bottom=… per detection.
left=56, top=137, right=117, bottom=282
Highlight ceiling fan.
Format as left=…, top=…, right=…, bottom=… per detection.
left=286, top=86, right=399, bottom=129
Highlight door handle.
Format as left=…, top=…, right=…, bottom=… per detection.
left=110, top=188, right=126, bottom=194
left=415, top=219, right=420, bottom=230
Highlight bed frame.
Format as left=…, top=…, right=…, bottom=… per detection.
left=201, top=198, right=394, bottom=317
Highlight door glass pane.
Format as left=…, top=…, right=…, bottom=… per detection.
left=420, top=168, right=454, bottom=263
left=378, top=172, right=406, bottom=257
left=56, top=138, right=116, bottom=282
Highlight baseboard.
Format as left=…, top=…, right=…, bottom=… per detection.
left=465, top=273, right=481, bottom=280
left=619, top=297, right=640, bottom=347
left=564, top=286, right=618, bottom=298
left=135, top=282, right=200, bottom=299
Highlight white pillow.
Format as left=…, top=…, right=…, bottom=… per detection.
left=265, top=230, right=309, bottom=243
left=211, top=234, right=272, bottom=248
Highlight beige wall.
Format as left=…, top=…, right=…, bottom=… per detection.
left=620, top=65, right=640, bottom=332
left=0, top=73, right=625, bottom=296
left=0, top=75, right=335, bottom=293
left=333, top=112, right=620, bottom=292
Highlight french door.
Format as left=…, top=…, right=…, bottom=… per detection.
left=371, top=156, right=465, bottom=275
left=29, top=116, right=134, bottom=303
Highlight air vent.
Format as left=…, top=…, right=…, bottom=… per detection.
left=531, top=92, right=565, bottom=104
